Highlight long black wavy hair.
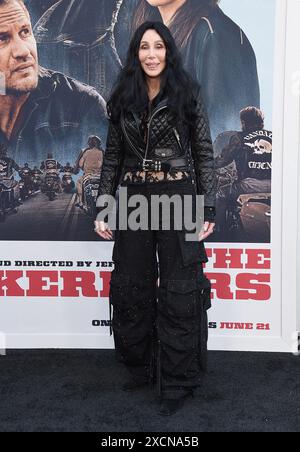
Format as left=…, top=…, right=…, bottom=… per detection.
left=107, top=21, right=198, bottom=125
left=132, top=0, right=220, bottom=49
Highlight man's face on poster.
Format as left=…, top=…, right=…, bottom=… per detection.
left=0, top=0, right=38, bottom=95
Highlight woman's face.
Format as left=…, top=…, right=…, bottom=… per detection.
left=138, top=29, right=167, bottom=79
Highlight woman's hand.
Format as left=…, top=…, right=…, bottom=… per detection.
left=199, top=222, right=215, bottom=242
left=94, top=220, right=113, bottom=240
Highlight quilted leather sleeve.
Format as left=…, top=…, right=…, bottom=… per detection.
left=191, top=87, right=217, bottom=207
left=215, top=133, right=241, bottom=169
left=97, top=120, right=124, bottom=205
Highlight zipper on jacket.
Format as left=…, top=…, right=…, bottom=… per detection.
left=173, top=126, right=196, bottom=187
left=144, top=105, right=168, bottom=164
left=173, top=127, right=183, bottom=151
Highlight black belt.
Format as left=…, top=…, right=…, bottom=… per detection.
left=123, top=157, right=189, bottom=172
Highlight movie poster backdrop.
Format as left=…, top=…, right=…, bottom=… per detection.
left=0, top=0, right=286, bottom=351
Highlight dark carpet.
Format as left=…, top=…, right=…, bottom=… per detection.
left=0, top=350, right=299, bottom=432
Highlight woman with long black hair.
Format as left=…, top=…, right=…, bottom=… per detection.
left=128, top=0, right=260, bottom=139
left=95, top=21, right=216, bottom=416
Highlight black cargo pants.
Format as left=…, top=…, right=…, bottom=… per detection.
left=109, top=178, right=212, bottom=400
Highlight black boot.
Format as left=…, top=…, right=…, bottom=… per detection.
left=158, top=392, right=193, bottom=416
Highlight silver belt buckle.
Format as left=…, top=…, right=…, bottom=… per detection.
left=142, top=159, right=162, bottom=172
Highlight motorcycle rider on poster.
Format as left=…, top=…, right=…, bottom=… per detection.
left=75, top=136, right=104, bottom=211
left=0, top=144, right=20, bottom=208
left=215, top=106, right=272, bottom=240
left=18, top=162, right=33, bottom=197
left=40, top=153, right=63, bottom=200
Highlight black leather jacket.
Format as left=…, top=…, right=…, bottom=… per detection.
left=215, top=129, right=272, bottom=181
left=183, top=6, right=260, bottom=140
left=97, top=88, right=217, bottom=208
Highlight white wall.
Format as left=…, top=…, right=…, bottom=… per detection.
left=281, top=0, right=300, bottom=347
